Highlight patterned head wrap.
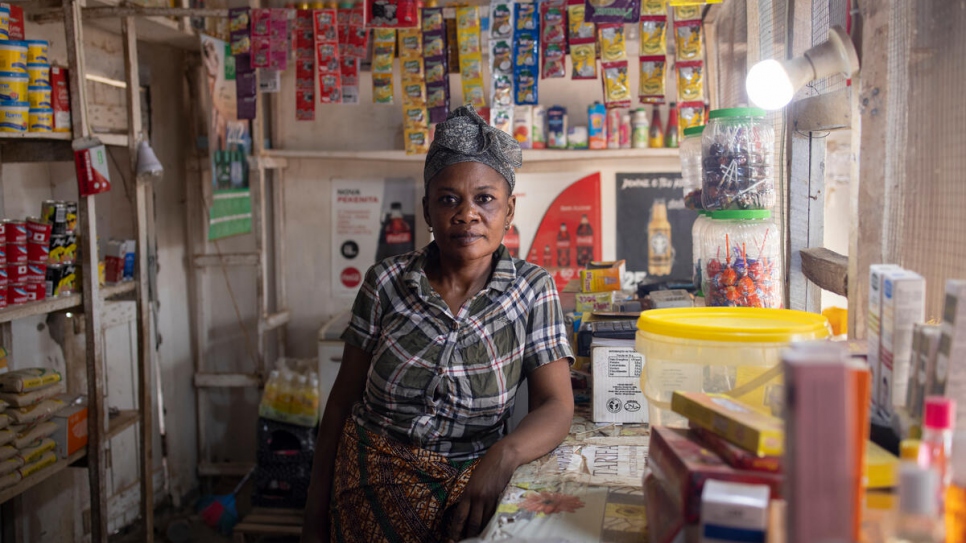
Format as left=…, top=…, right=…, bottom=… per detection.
left=424, top=105, right=523, bottom=193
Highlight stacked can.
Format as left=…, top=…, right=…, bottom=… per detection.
left=42, top=200, right=77, bottom=299
left=25, top=41, right=50, bottom=133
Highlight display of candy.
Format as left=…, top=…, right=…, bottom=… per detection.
left=703, top=233, right=781, bottom=308
left=701, top=108, right=775, bottom=211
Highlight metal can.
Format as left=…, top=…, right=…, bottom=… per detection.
left=25, top=261, right=45, bottom=284
left=0, top=244, right=5, bottom=265
left=7, top=283, right=28, bottom=305
left=27, top=241, right=48, bottom=262
left=4, top=220, right=25, bottom=243
left=6, top=263, right=26, bottom=283
left=58, top=263, right=75, bottom=295
left=6, top=242, right=26, bottom=264
left=0, top=220, right=5, bottom=244
left=64, top=201, right=77, bottom=233
left=48, top=234, right=66, bottom=264
left=0, top=287, right=6, bottom=309
left=44, top=263, right=62, bottom=298
left=0, top=267, right=8, bottom=287
left=41, top=200, right=66, bottom=235
left=63, top=232, right=77, bottom=264
left=25, top=281, right=44, bottom=302
left=25, top=217, right=50, bottom=245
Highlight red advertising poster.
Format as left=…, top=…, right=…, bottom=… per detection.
left=513, top=172, right=602, bottom=291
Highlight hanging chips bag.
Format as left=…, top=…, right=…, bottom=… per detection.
left=401, top=58, right=424, bottom=81
left=373, top=74, right=394, bottom=104
left=597, top=23, right=627, bottom=62
left=491, top=1, right=514, bottom=38
left=515, top=34, right=539, bottom=67
left=402, top=81, right=427, bottom=105
left=639, top=55, right=666, bottom=103
left=639, top=16, right=667, bottom=55
left=673, top=5, right=701, bottom=20
left=541, top=0, right=567, bottom=79
left=676, top=60, right=704, bottom=102
left=571, top=42, right=598, bottom=79
left=674, top=19, right=703, bottom=60
left=515, top=66, right=538, bottom=104
left=371, top=28, right=396, bottom=105
left=641, top=0, right=666, bottom=15
left=492, top=73, right=514, bottom=107
left=457, top=6, right=486, bottom=109
left=404, top=106, right=430, bottom=129
left=492, top=39, right=514, bottom=73
left=398, top=28, right=422, bottom=58
left=602, top=61, right=631, bottom=108
left=515, top=2, right=538, bottom=32
left=677, top=100, right=704, bottom=140
left=542, top=43, right=566, bottom=78
left=491, top=107, right=514, bottom=136
left=567, top=0, right=595, bottom=40
left=405, top=129, right=430, bottom=154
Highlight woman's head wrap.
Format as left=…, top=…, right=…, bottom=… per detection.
left=424, top=105, right=523, bottom=193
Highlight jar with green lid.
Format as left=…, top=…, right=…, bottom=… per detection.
left=691, top=210, right=710, bottom=293
left=679, top=124, right=704, bottom=191
left=701, top=209, right=782, bottom=308
left=701, top=107, right=775, bottom=211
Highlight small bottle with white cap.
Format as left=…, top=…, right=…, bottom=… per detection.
left=889, top=463, right=944, bottom=543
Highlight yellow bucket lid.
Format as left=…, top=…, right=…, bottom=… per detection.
left=637, top=307, right=830, bottom=343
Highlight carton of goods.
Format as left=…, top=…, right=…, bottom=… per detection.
left=0, top=471, right=21, bottom=491
left=700, top=480, right=770, bottom=543
left=670, top=391, right=784, bottom=457
left=13, top=421, right=57, bottom=449
left=591, top=338, right=647, bottom=423
left=0, top=456, right=23, bottom=476
left=579, top=260, right=625, bottom=293
left=689, top=426, right=782, bottom=474
left=8, top=397, right=65, bottom=425
left=18, top=450, right=56, bottom=478
left=647, top=426, right=782, bottom=524
left=0, top=381, right=66, bottom=407
left=878, top=269, right=924, bottom=410
left=644, top=473, right=688, bottom=543
left=937, top=280, right=966, bottom=429
left=575, top=290, right=619, bottom=313
left=867, top=264, right=900, bottom=409
left=52, top=399, right=87, bottom=458
left=0, top=367, right=61, bottom=393
left=17, top=437, right=55, bottom=465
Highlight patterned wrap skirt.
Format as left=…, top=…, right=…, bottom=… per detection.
left=331, top=419, right=481, bottom=543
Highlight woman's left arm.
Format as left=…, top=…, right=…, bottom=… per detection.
left=447, top=357, right=574, bottom=541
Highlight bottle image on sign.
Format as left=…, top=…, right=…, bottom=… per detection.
left=528, top=246, right=540, bottom=264
left=556, top=222, right=571, bottom=267
left=375, top=202, right=414, bottom=261
left=576, top=214, right=594, bottom=267
left=542, top=244, right=552, bottom=268
left=648, top=199, right=673, bottom=276
left=503, top=224, right=520, bottom=258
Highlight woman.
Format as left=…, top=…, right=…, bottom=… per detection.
left=302, top=106, right=575, bottom=543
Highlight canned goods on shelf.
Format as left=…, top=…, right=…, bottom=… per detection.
left=57, top=263, right=76, bottom=295
left=0, top=100, right=28, bottom=133
left=25, top=217, right=50, bottom=245
left=27, top=241, right=47, bottom=263
left=28, top=107, right=51, bottom=133
left=27, top=85, right=50, bottom=109
left=0, top=267, right=7, bottom=286
left=5, top=242, right=26, bottom=264
left=44, top=263, right=62, bottom=298
left=4, top=220, right=25, bottom=243
left=41, top=200, right=66, bottom=235
left=701, top=107, right=775, bottom=211
left=25, top=282, right=45, bottom=302
left=26, top=63, right=48, bottom=87
left=64, top=202, right=77, bottom=233
left=25, top=262, right=45, bottom=284
left=6, top=263, right=26, bottom=283
left=0, top=71, right=28, bottom=102
left=7, top=283, right=28, bottom=305
left=25, top=41, right=48, bottom=65
left=0, top=41, right=26, bottom=73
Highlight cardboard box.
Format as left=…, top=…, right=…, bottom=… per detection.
left=700, top=480, right=770, bottom=543
left=590, top=339, right=647, bottom=423
left=579, top=260, right=625, bottom=293
left=938, top=280, right=966, bottom=429
left=52, top=399, right=88, bottom=458
left=670, top=391, right=784, bottom=457
left=879, top=269, right=925, bottom=410
left=74, top=145, right=112, bottom=197
left=867, top=264, right=901, bottom=409
left=575, top=291, right=619, bottom=313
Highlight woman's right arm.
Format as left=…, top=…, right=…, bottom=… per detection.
left=301, top=344, right=372, bottom=543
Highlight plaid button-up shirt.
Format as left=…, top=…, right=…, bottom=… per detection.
left=342, top=242, right=574, bottom=461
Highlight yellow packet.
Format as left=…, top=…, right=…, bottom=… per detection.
left=402, top=81, right=427, bottom=106
left=463, top=82, right=486, bottom=110
left=372, top=54, right=394, bottom=74
left=641, top=0, right=667, bottom=16
left=404, top=106, right=429, bottom=129
left=424, top=34, right=445, bottom=58
left=459, top=32, right=481, bottom=56
left=373, top=74, right=394, bottom=104
left=677, top=101, right=705, bottom=140
left=676, top=60, right=704, bottom=102
left=567, top=4, right=595, bottom=40
left=401, top=58, right=424, bottom=81
left=422, top=10, right=444, bottom=33
left=398, top=29, right=422, bottom=58
left=640, top=17, right=668, bottom=56
left=373, top=28, right=396, bottom=44
left=456, top=6, right=480, bottom=31
left=571, top=42, right=598, bottom=79
left=674, top=20, right=703, bottom=60
left=460, top=55, right=484, bottom=81
left=405, top=129, right=430, bottom=155
left=597, top=24, right=627, bottom=63
left=602, top=62, right=631, bottom=107
left=639, top=55, right=666, bottom=101
left=673, top=5, right=701, bottom=20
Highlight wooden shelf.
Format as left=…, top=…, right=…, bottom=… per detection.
left=0, top=449, right=87, bottom=506
left=106, top=409, right=139, bottom=441
left=84, top=0, right=199, bottom=50
left=0, top=282, right=139, bottom=324
left=102, top=281, right=136, bottom=299
left=0, top=132, right=71, bottom=141
left=261, top=148, right=680, bottom=163
left=94, top=133, right=129, bottom=148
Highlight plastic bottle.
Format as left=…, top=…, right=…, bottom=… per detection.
left=889, top=463, right=944, bottom=543
left=648, top=107, right=664, bottom=148
left=307, top=372, right=322, bottom=423
left=631, top=108, right=649, bottom=149
left=294, top=374, right=311, bottom=419
left=919, top=397, right=956, bottom=494
left=947, top=432, right=966, bottom=543
left=276, top=370, right=296, bottom=416
left=261, top=369, right=281, bottom=416
left=542, top=244, right=552, bottom=267
left=619, top=113, right=631, bottom=149
left=664, top=103, right=679, bottom=148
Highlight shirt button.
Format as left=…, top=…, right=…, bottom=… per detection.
left=451, top=321, right=460, bottom=331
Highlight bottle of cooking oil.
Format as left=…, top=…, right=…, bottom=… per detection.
left=261, top=369, right=281, bottom=413
left=275, top=370, right=296, bottom=417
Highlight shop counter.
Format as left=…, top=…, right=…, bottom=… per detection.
left=480, top=405, right=650, bottom=542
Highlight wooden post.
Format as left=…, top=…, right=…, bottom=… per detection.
left=273, top=168, right=287, bottom=359
left=64, top=0, right=108, bottom=539
left=122, top=15, right=155, bottom=542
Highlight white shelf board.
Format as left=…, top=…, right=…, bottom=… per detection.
left=0, top=281, right=138, bottom=324
left=85, top=0, right=200, bottom=50
left=261, top=147, right=680, bottom=163
left=95, top=133, right=129, bottom=148
left=0, top=132, right=72, bottom=141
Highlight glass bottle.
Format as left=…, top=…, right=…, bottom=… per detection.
left=664, top=103, right=679, bottom=148
left=889, top=463, right=944, bottom=543
left=648, top=107, right=664, bottom=148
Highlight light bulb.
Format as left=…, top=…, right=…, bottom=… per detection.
left=746, top=59, right=795, bottom=110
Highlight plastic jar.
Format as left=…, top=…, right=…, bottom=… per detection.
left=27, top=85, right=50, bottom=109
left=26, top=63, right=49, bottom=87
left=679, top=124, right=704, bottom=191
left=636, top=307, right=830, bottom=426
left=0, top=100, right=28, bottom=132
left=631, top=108, right=649, bottom=149
left=702, top=209, right=782, bottom=309
left=701, top=107, right=775, bottom=211
left=0, top=71, right=27, bottom=102
left=0, top=42, right=27, bottom=73
left=25, top=41, right=49, bottom=64
left=691, top=211, right=710, bottom=293
left=28, top=108, right=52, bottom=132
left=0, top=6, right=9, bottom=41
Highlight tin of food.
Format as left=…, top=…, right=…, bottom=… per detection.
left=6, top=243, right=26, bottom=264
left=44, top=264, right=62, bottom=298
left=25, top=217, right=50, bottom=245
left=24, top=262, right=45, bottom=284
left=7, top=283, right=28, bottom=305
left=4, top=220, right=25, bottom=243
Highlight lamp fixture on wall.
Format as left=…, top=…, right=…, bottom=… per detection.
left=745, top=25, right=859, bottom=110
left=136, top=139, right=164, bottom=180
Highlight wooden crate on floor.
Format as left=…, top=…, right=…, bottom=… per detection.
left=233, top=508, right=303, bottom=542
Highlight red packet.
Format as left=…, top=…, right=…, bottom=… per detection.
left=251, top=36, right=271, bottom=68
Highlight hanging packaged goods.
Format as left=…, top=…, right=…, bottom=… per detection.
left=371, top=28, right=396, bottom=104
left=295, top=9, right=315, bottom=119
left=512, top=3, right=539, bottom=105
left=314, top=9, right=342, bottom=104
left=338, top=7, right=366, bottom=104
left=584, top=0, right=640, bottom=24
left=423, top=7, right=450, bottom=123
left=456, top=6, right=486, bottom=110
left=676, top=60, right=704, bottom=102
left=638, top=55, right=666, bottom=103
left=490, top=0, right=514, bottom=128
left=399, top=25, right=429, bottom=154
left=639, top=15, right=667, bottom=55
left=567, top=0, right=597, bottom=80
left=367, top=0, right=419, bottom=27
left=540, top=0, right=567, bottom=79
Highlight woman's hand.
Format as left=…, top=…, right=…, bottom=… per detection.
left=446, top=442, right=517, bottom=542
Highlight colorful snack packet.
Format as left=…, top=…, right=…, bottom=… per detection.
left=515, top=66, right=538, bottom=104
left=402, top=81, right=427, bottom=105
left=422, top=7, right=444, bottom=33
left=676, top=60, right=704, bottom=102
left=515, top=2, right=538, bottom=32
left=567, top=1, right=596, bottom=41
left=491, top=2, right=514, bottom=39
left=404, top=105, right=429, bottom=129
left=492, top=73, right=514, bottom=107
left=424, top=33, right=446, bottom=58
left=641, top=0, right=666, bottom=16
left=398, top=28, right=422, bottom=58
left=541, top=1, right=567, bottom=44
left=639, top=16, right=668, bottom=56
left=427, top=83, right=449, bottom=109
left=458, top=4, right=481, bottom=30
left=373, top=28, right=397, bottom=53
left=674, top=19, right=703, bottom=60
left=405, top=129, right=430, bottom=154
left=585, top=0, right=640, bottom=24
left=639, top=55, right=666, bottom=103
left=373, top=74, right=394, bottom=104
left=597, top=23, right=627, bottom=62
left=491, top=39, right=514, bottom=73
left=491, top=107, right=514, bottom=136
left=401, top=58, right=424, bottom=81
left=673, top=5, right=701, bottom=21
left=571, top=42, right=598, bottom=79
left=602, top=60, right=632, bottom=108
left=461, top=55, right=484, bottom=81
left=542, top=43, right=566, bottom=79
left=459, top=29, right=482, bottom=56
left=425, top=58, right=447, bottom=84
left=514, top=34, right=539, bottom=67
left=464, top=82, right=487, bottom=109
left=677, top=100, right=704, bottom=139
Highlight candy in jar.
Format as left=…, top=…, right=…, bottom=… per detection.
left=701, top=210, right=782, bottom=308
left=701, top=107, right=775, bottom=211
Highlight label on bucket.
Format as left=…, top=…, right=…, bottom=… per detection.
left=0, top=106, right=26, bottom=132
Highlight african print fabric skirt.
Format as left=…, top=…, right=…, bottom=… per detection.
left=331, top=419, right=480, bottom=543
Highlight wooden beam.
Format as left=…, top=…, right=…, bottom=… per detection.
left=800, top=248, right=849, bottom=297
left=194, top=373, right=262, bottom=387
left=193, top=253, right=260, bottom=267
left=792, top=89, right=852, bottom=133
left=31, top=6, right=229, bottom=24
left=0, top=140, right=73, bottom=162
left=123, top=15, right=155, bottom=542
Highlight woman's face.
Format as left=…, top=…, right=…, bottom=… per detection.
left=423, top=161, right=515, bottom=264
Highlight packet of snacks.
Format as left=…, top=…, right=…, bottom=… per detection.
left=674, top=19, right=703, bottom=60
left=639, top=55, right=667, bottom=103
left=641, top=0, right=666, bottom=15
left=639, top=16, right=668, bottom=56
left=597, top=23, right=627, bottom=63
left=602, top=61, right=632, bottom=108
left=676, top=60, right=704, bottom=102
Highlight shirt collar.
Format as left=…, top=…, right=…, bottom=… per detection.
left=403, top=242, right=518, bottom=297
